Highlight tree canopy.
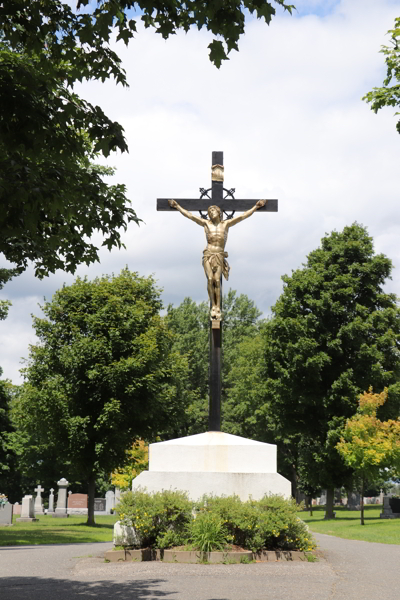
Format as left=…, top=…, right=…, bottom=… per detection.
left=0, top=0, right=293, bottom=278
left=337, top=388, right=400, bottom=524
left=260, top=223, right=400, bottom=508
left=166, top=290, right=263, bottom=436
left=363, top=16, right=400, bottom=134
left=10, top=269, right=187, bottom=524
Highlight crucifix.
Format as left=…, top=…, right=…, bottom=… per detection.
left=157, top=151, right=278, bottom=431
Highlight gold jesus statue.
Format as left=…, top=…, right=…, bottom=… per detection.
left=168, top=199, right=266, bottom=321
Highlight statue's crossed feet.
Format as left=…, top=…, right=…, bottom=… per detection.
left=211, top=306, right=222, bottom=321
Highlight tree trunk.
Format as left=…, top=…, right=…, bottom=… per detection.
left=324, top=488, right=335, bottom=519
left=360, top=477, right=365, bottom=526
left=291, top=465, right=298, bottom=501
left=306, top=495, right=313, bottom=516
left=87, top=473, right=96, bottom=526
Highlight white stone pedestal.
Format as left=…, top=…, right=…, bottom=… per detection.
left=132, top=432, right=291, bottom=501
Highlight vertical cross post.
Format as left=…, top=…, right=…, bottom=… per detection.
left=209, top=151, right=223, bottom=431
left=156, top=151, right=278, bottom=433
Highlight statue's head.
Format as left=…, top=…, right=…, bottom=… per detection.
left=208, top=205, right=222, bottom=222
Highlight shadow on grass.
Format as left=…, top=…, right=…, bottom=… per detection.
left=0, top=576, right=180, bottom=600
left=301, top=504, right=385, bottom=522
left=72, top=522, right=115, bottom=529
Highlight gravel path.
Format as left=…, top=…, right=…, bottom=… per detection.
left=0, top=533, right=399, bottom=599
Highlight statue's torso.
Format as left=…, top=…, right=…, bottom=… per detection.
left=204, top=221, right=228, bottom=252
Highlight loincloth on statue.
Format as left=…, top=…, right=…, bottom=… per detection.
left=202, top=249, right=230, bottom=281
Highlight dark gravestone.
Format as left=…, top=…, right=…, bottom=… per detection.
left=389, top=497, right=400, bottom=513
left=94, top=498, right=106, bottom=512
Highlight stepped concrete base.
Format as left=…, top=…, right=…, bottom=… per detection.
left=132, top=471, right=291, bottom=501
left=132, top=431, right=291, bottom=501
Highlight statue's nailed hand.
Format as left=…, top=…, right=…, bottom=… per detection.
left=168, top=199, right=178, bottom=208
left=256, top=199, right=266, bottom=208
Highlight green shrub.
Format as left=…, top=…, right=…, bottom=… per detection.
left=195, top=494, right=315, bottom=553
left=115, top=490, right=315, bottom=552
left=115, top=488, right=192, bottom=549
left=188, top=511, right=232, bottom=552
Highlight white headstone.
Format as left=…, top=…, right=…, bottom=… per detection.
left=0, top=503, right=13, bottom=525
left=34, top=484, right=44, bottom=515
left=48, top=488, right=55, bottom=513
left=16, top=495, right=38, bottom=522
left=106, top=490, right=115, bottom=513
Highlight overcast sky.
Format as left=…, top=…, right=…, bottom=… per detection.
left=1, top=0, right=399, bottom=385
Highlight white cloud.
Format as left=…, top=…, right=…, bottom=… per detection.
left=1, top=0, right=399, bottom=384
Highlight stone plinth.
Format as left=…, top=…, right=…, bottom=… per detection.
left=132, top=431, right=291, bottom=501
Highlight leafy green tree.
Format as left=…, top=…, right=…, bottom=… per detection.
left=0, top=0, right=293, bottom=277
left=0, top=377, right=23, bottom=502
left=10, top=269, right=187, bottom=524
left=166, top=290, right=263, bottom=436
left=260, top=223, right=400, bottom=512
left=166, top=297, right=209, bottom=435
left=363, top=17, right=400, bottom=134
left=0, top=44, right=137, bottom=277
left=337, top=388, right=400, bottom=525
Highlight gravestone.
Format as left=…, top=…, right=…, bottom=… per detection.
left=380, top=495, right=400, bottom=519
left=16, top=495, right=38, bottom=522
left=347, top=492, right=361, bottom=510
left=13, top=502, right=21, bottom=515
left=106, top=490, right=115, bottom=513
left=0, top=503, right=13, bottom=526
left=68, top=493, right=88, bottom=515
left=48, top=488, right=55, bottom=514
left=53, top=478, right=69, bottom=518
left=34, top=484, right=45, bottom=515
left=94, top=498, right=106, bottom=512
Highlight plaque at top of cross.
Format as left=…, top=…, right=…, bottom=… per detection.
left=157, top=151, right=278, bottom=324
left=157, top=151, right=278, bottom=431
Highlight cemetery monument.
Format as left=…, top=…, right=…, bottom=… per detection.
left=16, top=495, right=38, bottom=522
left=131, top=152, right=291, bottom=500
left=34, top=484, right=45, bottom=515
left=53, top=477, right=69, bottom=518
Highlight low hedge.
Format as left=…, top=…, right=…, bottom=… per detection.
left=115, top=490, right=315, bottom=552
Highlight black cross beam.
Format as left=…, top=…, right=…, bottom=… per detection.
left=156, top=151, right=278, bottom=432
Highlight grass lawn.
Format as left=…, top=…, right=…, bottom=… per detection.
left=297, top=505, right=400, bottom=545
left=0, top=514, right=118, bottom=546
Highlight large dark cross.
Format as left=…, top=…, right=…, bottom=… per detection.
left=157, top=151, right=278, bottom=431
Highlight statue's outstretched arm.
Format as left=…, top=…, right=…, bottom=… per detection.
left=227, top=200, right=266, bottom=228
left=168, top=199, right=205, bottom=226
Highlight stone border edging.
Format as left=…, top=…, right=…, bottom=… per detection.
left=105, top=548, right=309, bottom=563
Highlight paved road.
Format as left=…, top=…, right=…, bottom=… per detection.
left=0, top=533, right=399, bottom=600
